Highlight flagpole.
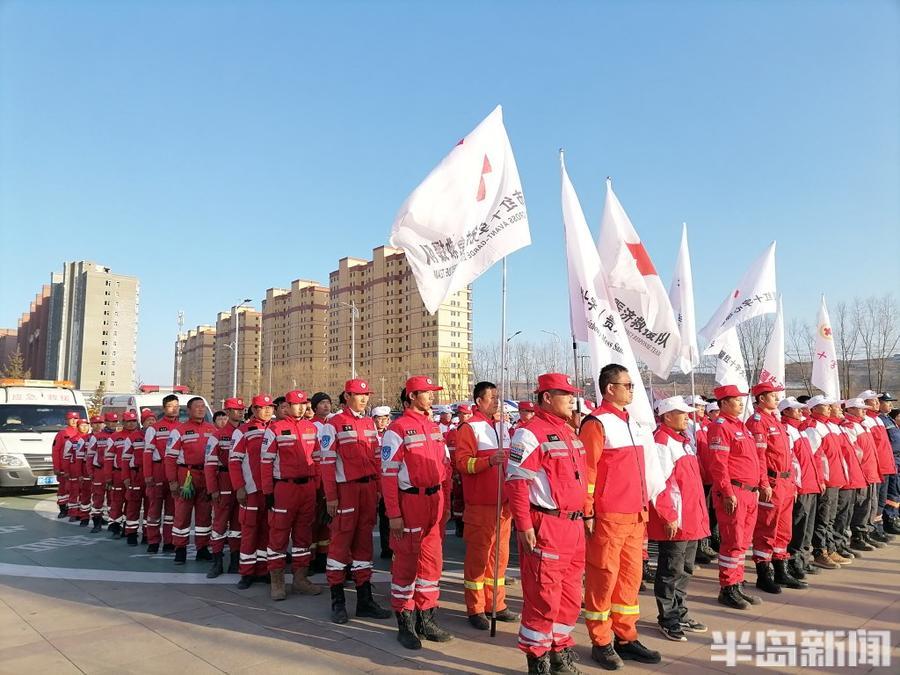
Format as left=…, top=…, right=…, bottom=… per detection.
left=571, top=332, right=578, bottom=382
left=491, top=256, right=508, bottom=638
left=689, top=368, right=697, bottom=451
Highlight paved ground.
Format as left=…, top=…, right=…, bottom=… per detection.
left=0, top=491, right=897, bottom=674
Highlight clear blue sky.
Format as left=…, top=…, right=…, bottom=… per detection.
left=1, top=0, right=898, bottom=387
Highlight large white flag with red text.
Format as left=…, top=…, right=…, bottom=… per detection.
left=698, top=242, right=777, bottom=349
left=597, top=180, right=681, bottom=378
left=668, top=224, right=700, bottom=374
left=758, top=295, right=785, bottom=390
left=811, top=295, right=841, bottom=400
left=706, top=328, right=750, bottom=392
left=390, top=105, right=531, bottom=314
left=561, top=154, right=664, bottom=500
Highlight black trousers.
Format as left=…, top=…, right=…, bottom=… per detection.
left=851, top=484, right=876, bottom=535
left=654, top=539, right=698, bottom=628
left=832, top=489, right=855, bottom=550
left=813, top=487, right=840, bottom=553
left=788, top=492, right=817, bottom=565
left=377, top=497, right=392, bottom=556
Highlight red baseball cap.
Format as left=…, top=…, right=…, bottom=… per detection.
left=535, top=373, right=581, bottom=394
left=457, top=404, right=472, bottom=414
left=252, top=394, right=274, bottom=407
left=65, top=411, right=80, bottom=420
left=285, top=390, right=308, bottom=404
left=713, top=384, right=748, bottom=400
left=104, top=412, right=119, bottom=423
left=223, top=397, right=244, bottom=410
left=122, top=411, right=138, bottom=422
left=140, top=408, right=156, bottom=420
left=517, top=401, right=535, bottom=412
left=90, top=415, right=103, bottom=424
left=750, top=382, right=784, bottom=397
left=405, top=375, right=442, bottom=393
left=344, top=379, right=370, bottom=394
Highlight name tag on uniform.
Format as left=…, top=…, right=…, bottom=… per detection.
left=547, top=434, right=560, bottom=441
left=281, top=429, right=292, bottom=436
left=343, top=425, right=353, bottom=431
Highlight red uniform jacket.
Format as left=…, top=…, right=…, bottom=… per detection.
left=205, top=422, right=240, bottom=492
left=804, top=415, right=846, bottom=489
left=706, top=413, right=766, bottom=498
left=165, top=420, right=217, bottom=485
left=783, top=416, right=822, bottom=494
left=52, top=426, right=79, bottom=474
left=143, top=417, right=179, bottom=478
left=260, top=416, right=319, bottom=495
left=93, top=428, right=116, bottom=481
left=107, top=430, right=131, bottom=483
left=865, top=411, right=897, bottom=476
left=843, top=415, right=881, bottom=485
left=228, top=417, right=270, bottom=494
left=746, top=408, right=793, bottom=490
left=317, top=409, right=379, bottom=502
left=648, top=425, right=709, bottom=541
left=453, top=411, right=510, bottom=507
left=126, top=428, right=145, bottom=480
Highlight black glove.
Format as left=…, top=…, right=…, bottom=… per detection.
left=318, top=509, right=333, bottom=526
left=265, top=493, right=275, bottom=510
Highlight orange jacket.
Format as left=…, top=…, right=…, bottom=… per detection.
left=454, top=410, right=510, bottom=506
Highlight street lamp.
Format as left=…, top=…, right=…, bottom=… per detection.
left=339, top=300, right=360, bottom=378
left=228, top=298, right=252, bottom=398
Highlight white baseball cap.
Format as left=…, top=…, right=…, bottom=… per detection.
left=857, top=390, right=878, bottom=401
left=371, top=406, right=391, bottom=417
left=807, top=394, right=835, bottom=409
left=657, top=396, right=695, bottom=415
left=778, top=397, right=805, bottom=412
left=705, top=401, right=719, bottom=413
left=844, top=397, right=867, bottom=410
left=684, top=395, right=706, bottom=406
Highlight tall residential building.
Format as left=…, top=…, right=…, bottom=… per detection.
left=212, top=307, right=261, bottom=407
left=328, top=246, right=472, bottom=404
left=16, top=285, right=51, bottom=379
left=0, top=328, right=18, bottom=372
left=261, top=280, right=328, bottom=396
left=175, top=325, right=216, bottom=402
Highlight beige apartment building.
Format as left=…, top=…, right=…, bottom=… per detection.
left=175, top=325, right=216, bottom=402
left=212, top=307, right=261, bottom=407
left=260, top=280, right=328, bottom=396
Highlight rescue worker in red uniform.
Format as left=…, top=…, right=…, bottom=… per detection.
left=381, top=376, right=453, bottom=650
left=445, top=404, right=472, bottom=538
left=843, top=399, right=884, bottom=551
left=804, top=396, right=847, bottom=568
left=780, top=397, right=823, bottom=580
left=318, top=379, right=392, bottom=622
left=62, top=419, right=85, bottom=521
left=372, top=405, right=394, bottom=560
left=506, top=373, right=587, bottom=675
left=309, top=391, right=334, bottom=574
left=707, top=385, right=768, bottom=610
left=205, top=397, right=244, bottom=578
left=143, top=394, right=180, bottom=553
left=453, top=381, right=519, bottom=630
left=260, top=390, right=323, bottom=601
left=859, top=390, right=897, bottom=543
left=52, top=411, right=81, bottom=517
left=747, top=382, right=805, bottom=593
left=122, top=412, right=148, bottom=546
left=695, top=401, right=720, bottom=565
left=106, top=412, right=136, bottom=538
left=650, top=397, right=710, bottom=642
left=580, top=365, right=661, bottom=669
left=73, top=419, right=94, bottom=526
left=165, top=397, right=217, bottom=565
left=514, top=401, right=536, bottom=431
left=229, top=394, right=275, bottom=589
left=89, top=414, right=116, bottom=533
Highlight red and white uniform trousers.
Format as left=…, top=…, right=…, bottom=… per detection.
left=752, top=473, right=795, bottom=564
left=326, top=477, right=378, bottom=586
left=268, top=477, right=317, bottom=572
left=172, top=466, right=212, bottom=548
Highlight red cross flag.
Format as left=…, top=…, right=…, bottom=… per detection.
left=811, top=295, right=840, bottom=400
left=390, top=106, right=531, bottom=314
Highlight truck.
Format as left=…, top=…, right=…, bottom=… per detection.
left=100, top=384, right=213, bottom=424
left=0, top=379, right=89, bottom=490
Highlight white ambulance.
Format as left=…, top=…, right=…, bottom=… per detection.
left=100, top=385, right=213, bottom=424
left=0, top=379, right=89, bottom=489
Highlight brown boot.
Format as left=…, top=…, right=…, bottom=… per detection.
left=812, top=552, right=839, bottom=569
left=270, top=568, right=287, bottom=601
left=291, top=567, right=321, bottom=595
left=829, top=550, right=851, bottom=565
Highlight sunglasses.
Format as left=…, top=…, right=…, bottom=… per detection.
left=611, top=382, right=635, bottom=391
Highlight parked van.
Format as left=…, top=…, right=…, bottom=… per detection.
left=100, top=385, right=213, bottom=424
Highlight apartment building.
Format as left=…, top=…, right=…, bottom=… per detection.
left=211, top=307, right=261, bottom=407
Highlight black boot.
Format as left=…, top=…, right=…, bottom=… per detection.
left=162, top=543, right=175, bottom=553
left=773, top=559, right=807, bottom=589
left=850, top=534, right=874, bottom=552
left=126, top=533, right=138, bottom=546
left=227, top=550, right=240, bottom=574
left=884, top=516, right=900, bottom=535
left=57, top=504, right=68, bottom=519
left=173, top=547, right=187, bottom=565
left=755, top=562, right=782, bottom=594
left=549, top=646, right=582, bottom=673
left=90, top=516, right=103, bottom=533
left=591, top=643, right=624, bottom=670
left=738, top=582, right=763, bottom=605
left=195, top=546, right=212, bottom=561
left=395, top=610, right=422, bottom=650
left=147, top=543, right=159, bottom=554
left=415, top=607, right=453, bottom=642
left=356, top=581, right=391, bottom=619
left=330, top=585, right=349, bottom=624
left=455, top=518, right=464, bottom=538
left=695, top=539, right=715, bottom=564
left=786, top=557, right=806, bottom=580
left=527, top=653, right=552, bottom=674
left=141, top=533, right=148, bottom=544
left=108, top=522, right=121, bottom=537
left=717, top=584, right=750, bottom=610
left=237, top=575, right=254, bottom=590
left=206, top=552, right=224, bottom=579
left=79, top=518, right=89, bottom=527
left=615, top=639, right=661, bottom=664
left=310, top=552, right=327, bottom=575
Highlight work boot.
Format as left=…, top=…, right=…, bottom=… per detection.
left=813, top=551, right=839, bottom=569
left=79, top=518, right=89, bottom=527
left=206, top=552, right=224, bottom=579
left=58, top=504, right=68, bottom=518
left=494, top=607, right=520, bottom=622
left=126, top=533, right=138, bottom=547
left=68, top=514, right=79, bottom=522
left=738, top=582, right=763, bottom=605
left=695, top=539, right=715, bottom=564
left=270, top=568, right=287, bottom=601
left=850, top=535, right=875, bottom=552
left=195, top=546, right=212, bottom=562
left=292, top=567, right=322, bottom=595
left=591, top=643, right=624, bottom=670
left=829, top=550, right=852, bottom=565
left=147, top=543, right=159, bottom=554
left=863, top=532, right=885, bottom=548
left=718, top=584, right=750, bottom=610
left=90, top=516, right=103, bottom=533
left=869, top=529, right=889, bottom=544
left=755, top=562, right=782, bottom=594
left=236, top=575, right=254, bottom=590
left=837, top=546, right=856, bottom=560
left=227, top=551, right=240, bottom=574
left=468, top=613, right=490, bottom=630
left=549, top=646, right=582, bottom=674
left=773, top=559, right=807, bottom=589
left=108, top=521, right=121, bottom=537
left=162, top=543, right=175, bottom=553
left=355, top=580, right=390, bottom=618
left=330, top=585, right=348, bottom=623
left=787, top=558, right=806, bottom=580
left=615, top=639, right=661, bottom=664
left=415, top=607, right=453, bottom=642
left=884, top=517, right=900, bottom=535
left=395, top=610, right=422, bottom=650
left=173, top=547, right=187, bottom=565
left=526, top=653, right=552, bottom=675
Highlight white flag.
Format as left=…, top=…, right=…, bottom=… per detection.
left=698, top=241, right=777, bottom=349
left=668, top=223, right=699, bottom=374
left=561, top=154, right=665, bottom=500
left=706, top=328, right=750, bottom=392
left=597, top=180, right=681, bottom=378
left=811, top=295, right=841, bottom=399
left=758, top=295, right=785, bottom=389
left=390, top=106, right=530, bottom=314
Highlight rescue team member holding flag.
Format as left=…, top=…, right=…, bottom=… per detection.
left=317, top=379, right=392, bottom=624
left=707, top=384, right=768, bottom=610
left=580, top=364, right=661, bottom=670
left=506, top=373, right=586, bottom=675
left=453, top=380, right=519, bottom=630
left=649, top=396, right=710, bottom=643
left=380, top=376, right=453, bottom=651
left=165, top=397, right=217, bottom=565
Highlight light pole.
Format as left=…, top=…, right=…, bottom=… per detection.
left=231, top=298, right=252, bottom=398
left=540, top=329, right=564, bottom=372
left=339, top=300, right=360, bottom=378
left=505, top=330, right=522, bottom=398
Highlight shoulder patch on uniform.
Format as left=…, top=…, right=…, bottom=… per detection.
left=715, top=418, right=725, bottom=424
left=342, top=425, right=353, bottom=431
left=159, top=426, right=168, bottom=431
left=184, top=430, right=197, bottom=437
left=547, top=434, right=560, bottom=442
left=405, top=429, right=417, bottom=436
left=510, top=442, right=524, bottom=464
left=381, top=445, right=391, bottom=461
left=281, top=429, right=291, bottom=436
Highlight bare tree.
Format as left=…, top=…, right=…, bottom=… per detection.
left=834, top=300, right=860, bottom=399
left=736, top=315, right=774, bottom=385
left=856, top=294, right=900, bottom=391
left=786, top=318, right=814, bottom=395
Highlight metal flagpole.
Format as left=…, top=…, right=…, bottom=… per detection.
left=571, top=333, right=579, bottom=383
left=689, top=369, right=698, bottom=451
left=490, top=257, right=508, bottom=638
